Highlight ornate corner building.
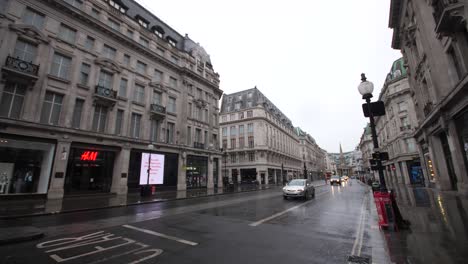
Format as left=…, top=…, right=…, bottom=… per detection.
left=219, top=87, right=304, bottom=185
left=0, top=0, right=223, bottom=199
left=389, top=0, right=468, bottom=194
left=374, top=58, right=424, bottom=186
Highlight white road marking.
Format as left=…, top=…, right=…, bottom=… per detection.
left=122, top=224, right=198, bottom=246
left=351, top=194, right=367, bottom=256
left=249, top=191, right=330, bottom=227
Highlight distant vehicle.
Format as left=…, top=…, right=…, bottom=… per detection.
left=283, top=179, right=315, bottom=200
left=342, top=175, right=349, bottom=181
left=330, top=175, right=341, bottom=185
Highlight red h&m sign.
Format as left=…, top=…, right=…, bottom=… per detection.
left=80, top=151, right=99, bottom=161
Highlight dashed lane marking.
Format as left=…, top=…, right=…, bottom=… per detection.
left=122, top=224, right=198, bottom=246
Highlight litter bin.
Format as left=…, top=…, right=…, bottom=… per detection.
left=373, top=191, right=397, bottom=231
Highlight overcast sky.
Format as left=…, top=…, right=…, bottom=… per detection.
left=138, top=0, right=402, bottom=153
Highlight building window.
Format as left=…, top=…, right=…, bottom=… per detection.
left=222, top=127, right=227, bottom=137
left=108, top=0, right=127, bottom=13
left=64, top=0, right=82, bottom=8
left=187, top=126, right=192, bottom=145
left=239, top=112, right=244, bottom=119
left=204, top=131, right=208, bottom=146
left=222, top=115, right=227, bottom=122
left=126, top=29, right=134, bottom=39
left=133, top=84, right=145, bottom=104
left=169, top=77, right=177, bottom=88
left=98, top=70, right=113, bottom=89
left=150, top=119, right=160, bottom=142
left=130, top=113, right=141, bottom=138
left=247, top=92, right=252, bottom=98
left=14, top=40, right=37, bottom=62
left=170, top=56, right=179, bottom=64
left=247, top=110, right=253, bottom=117
left=247, top=101, right=252, bottom=107
left=248, top=136, right=254, bottom=148
left=78, top=63, right=91, bottom=86
left=167, top=37, right=176, bottom=47
left=108, top=18, right=120, bottom=31
left=115, top=109, right=124, bottom=135
left=0, top=83, right=26, bottom=119
left=102, top=45, right=116, bottom=60
left=405, top=138, right=416, bottom=152
left=139, top=37, right=149, bottom=48
left=153, top=91, right=162, bottom=105
left=156, top=47, right=165, bottom=56
left=71, top=99, right=84, bottom=128
left=123, top=54, right=130, bottom=65
left=188, top=102, right=192, bottom=118
left=248, top=152, right=255, bottom=162
left=239, top=152, right=245, bottom=162
left=166, top=122, right=175, bottom=143
left=195, top=129, right=202, bottom=143
left=204, top=109, right=208, bottom=122
left=136, top=61, right=146, bottom=75
left=228, top=97, right=233, bottom=103
left=212, top=114, right=217, bottom=126
left=400, top=116, right=409, bottom=127
left=230, top=153, right=237, bottom=163
left=119, top=78, right=127, bottom=97
left=153, top=70, right=163, bottom=83
left=168, top=97, right=176, bottom=113
left=85, top=36, right=95, bottom=50
left=239, top=125, right=244, bottom=134
left=50, top=53, right=71, bottom=80
left=222, top=139, right=227, bottom=149
left=239, top=137, right=245, bottom=149
left=230, top=114, right=235, bottom=121
left=40, top=92, right=63, bottom=125
left=247, top=123, right=254, bottom=133
left=153, top=27, right=164, bottom=38
left=58, top=24, right=76, bottom=43
left=230, top=126, right=237, bottom=136
left=398, top=101, right=407, bottom=112
left=23, top=8, right=45, bottom=29
left=212, top=134, right=218, bottom=148
left=136, top=16, right=149, bottom=28
left=235, top=102, right=241, bottom=110
left=194, top=106, right=200, bottom=120
left=92, top=105, right=108, bottom=132
left=230, top=138, right=236, bottom=149
left=91, top=8, right=100, bottom=19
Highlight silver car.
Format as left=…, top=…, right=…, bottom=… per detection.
left=283, top=179, right=315, bottom=200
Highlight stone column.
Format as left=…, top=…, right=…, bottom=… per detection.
left=111, top=147, right=130, bottom=195
left=47, top=140, right=71, bottom=199
left=429, top=135, right=452, bottom=191
left=265, top=171, right=269, bottom=185
left=274, top=170, right=277, bottom=184
left=228, top=168, right=232, bottom=182
left=401, top=161, right=411, bottom=185
left=256, top=170, right=261, bottom=184
left=177, top=152, right=187, bottom=191
left=236, top=168, right=241, bottom=184
left=217, top=158, right=223, bottom=188
left=207, top=156, right=214, bottom=189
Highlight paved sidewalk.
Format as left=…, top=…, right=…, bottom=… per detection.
left=0, top=180, right=326, bottom=219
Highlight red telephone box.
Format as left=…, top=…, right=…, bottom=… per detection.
left=373, top=191, right=397, bottom=231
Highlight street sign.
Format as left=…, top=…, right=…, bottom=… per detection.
left=362, top=101, right=386, bottom=117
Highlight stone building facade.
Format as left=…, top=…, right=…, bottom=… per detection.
left=389, top=0, right=468, bottom=193
left=374, top=58, right=424, bottom=186
left=219, top=87, right=302, bottom=185
left=295, top=127, right=326, bottom=181
left=0, top=0, right=223, bottom=199
left=359, top=124, right=374, bottom=180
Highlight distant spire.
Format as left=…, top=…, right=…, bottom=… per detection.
left=339, top=143, right=343, bottom=155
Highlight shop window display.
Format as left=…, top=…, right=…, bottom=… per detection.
left=0, top=137, right=55, bottom=195
left=186, top=155, right=208, bottom=188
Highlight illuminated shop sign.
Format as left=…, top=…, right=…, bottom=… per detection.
left=80, top=151, right=99, bottom=161
left=139, top=153, right=165, bottom=185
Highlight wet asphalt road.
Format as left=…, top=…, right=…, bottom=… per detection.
left=0, top=180, right=375, bottom=264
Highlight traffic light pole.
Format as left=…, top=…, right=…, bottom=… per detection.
left=365, top=95, right=387, bottom=191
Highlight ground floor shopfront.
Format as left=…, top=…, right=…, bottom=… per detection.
left=0, top=131, right=222, bottom=200
left=383, top=157, right=425, bottom=186
left=223, top=165, right=300, bottom=185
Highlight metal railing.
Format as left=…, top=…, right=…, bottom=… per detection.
left=95, top=85, right=117, bottom=99
left=4, top=56, right=39, bottom=76
left=150, top=103, right=166, bottom=114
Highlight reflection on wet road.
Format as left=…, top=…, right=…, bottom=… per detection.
left=0, top=180, right=386, bottom=264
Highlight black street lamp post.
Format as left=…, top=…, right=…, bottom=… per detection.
left=221, top=148, right=227, bottom=186
left=358, top=73, right=387, bottom=191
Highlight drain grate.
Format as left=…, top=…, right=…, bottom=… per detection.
left=347, top=255, right=371, bottom=264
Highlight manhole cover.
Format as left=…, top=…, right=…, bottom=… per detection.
left=347, top=255, right=371, bottom=264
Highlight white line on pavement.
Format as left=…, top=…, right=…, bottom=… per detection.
left=249, top=191, right=330, bottom=227
left=122, top=225, right=198, bottom=246
left=351, top=194, right=367, bottom=256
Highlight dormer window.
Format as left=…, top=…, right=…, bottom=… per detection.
left=152, top=26, right=165, bottom=38
left=108, top=0, right=127, bottom=14
left=166, top=37, right=177, bottom=47
left=136, top=15, right=149, bottom=28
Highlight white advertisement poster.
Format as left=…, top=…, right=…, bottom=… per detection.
left=139, top=153, right=165, bottom=185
